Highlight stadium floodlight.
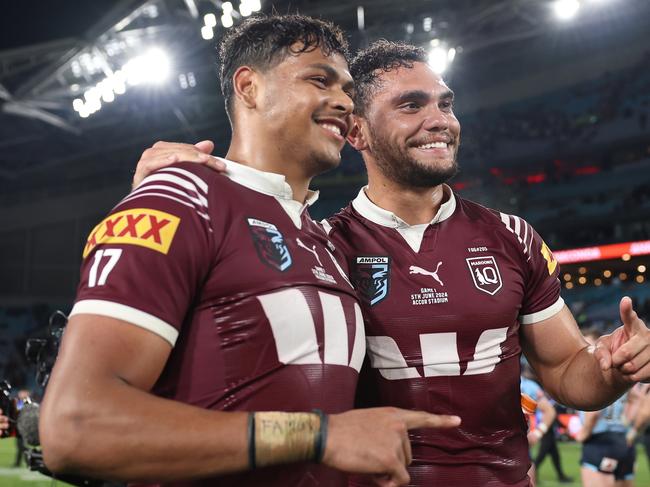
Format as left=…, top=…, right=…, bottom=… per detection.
left=74, top=49, right=172, bottom=119
left=428, top=47, right=448, bottom=74
left=222, top=2, right=233, bottom=13
left=239, top=1, right=252, bottom=16
left=249, top=0, right=261, bottom=11
left=427, top=41, right=456, bottom=74
left=102, top=89, right=115, bottom=103
left=201, top=25, right=214, bottom=40
left=553, top=0, right=580, bottom=20
left=123, top=48, right=171, bottom=85
left=221, top=13, right=234, bottom=28
left=111, top=71, right=127, bottom=94
left=204, top=13, right=217, bottom=28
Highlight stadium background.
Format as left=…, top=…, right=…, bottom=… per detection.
left=0, top=0, right=649, bottom=485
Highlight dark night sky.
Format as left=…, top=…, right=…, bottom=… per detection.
left=0, top=0, right=108, bottom=51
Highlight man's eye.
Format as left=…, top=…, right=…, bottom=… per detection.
left=401, top=102, right=419, bottom=110
left=311, top=76, right=327, bottom=85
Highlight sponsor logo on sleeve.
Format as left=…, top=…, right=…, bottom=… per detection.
left=351, top=256, right=390, bottom=306
left=540, top=241, right=558, bottom=275
left=247, top=218, right=292, bottom=272
left=83, top=208, right=181, bottom=258
left=466, top=256, right=503, bottom=295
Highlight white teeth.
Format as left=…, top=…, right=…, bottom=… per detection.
left=319, top=123, right=342, bottom=136
left=417, top=141, right=448, bottom=149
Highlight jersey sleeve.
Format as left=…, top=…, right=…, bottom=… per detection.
left=70, top=164, right=214, bottom=346
left=499, top=213, right=563, bottom=324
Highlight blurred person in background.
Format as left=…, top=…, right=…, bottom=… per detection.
left=521, top=368, right=557, bottom=487
left=12, top=389, right=30, bottom=467
left=625, top=383, right=650, bottom=470
left=577, top=329, right=636, bottom=487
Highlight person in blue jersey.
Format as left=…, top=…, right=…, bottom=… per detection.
left=577, top=329, right=636, bottom=487
left=521, top=365, right=557, bottom=487
left=625, top=383, right=650, bottom=470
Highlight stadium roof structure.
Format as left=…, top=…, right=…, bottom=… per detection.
left=0, top=0, right=649, bottom=193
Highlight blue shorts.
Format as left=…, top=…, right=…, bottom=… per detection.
left=581, top=432, right=636, bottom=481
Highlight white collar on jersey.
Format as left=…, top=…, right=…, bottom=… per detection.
left=217, top=157, right=320, bottom=207
left=351, top=184, right=456, bottom=228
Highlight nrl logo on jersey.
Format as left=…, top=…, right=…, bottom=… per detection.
left=247, top=218, right=292, bottom=272
left=351, top=256, right=390, bottom=306
left=466, top=256, right=502, bottom=295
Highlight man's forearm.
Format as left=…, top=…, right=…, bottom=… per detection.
left=41, top=377, right=249, bottom=482
left=551, top=346, right=629, bottom=410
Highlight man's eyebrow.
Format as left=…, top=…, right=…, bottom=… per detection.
left=391, top=90, right=430, bottom=105
left=306, top=63, right=355, bottom=91
left=440, top=89, right=455, bottom=101
left=392, top=89, right=455, bottom=105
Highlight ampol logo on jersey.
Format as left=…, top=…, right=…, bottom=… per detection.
left=466, top=256, right=503, bottom=295
left=351, top=256, right=390, bottom=306
left=83, top=208, right=180, bottom=258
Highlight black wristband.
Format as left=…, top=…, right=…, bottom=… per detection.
left=312, top=409, right=328, bottom=463
left=248, top=412, right=256, bottom=469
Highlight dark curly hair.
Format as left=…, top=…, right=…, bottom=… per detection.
left=219, top=14, right=349, bottom=124
left=350, top=40, right=427, bottom=115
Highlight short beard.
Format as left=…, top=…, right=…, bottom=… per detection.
left=368, top=125, right=459, bottom=188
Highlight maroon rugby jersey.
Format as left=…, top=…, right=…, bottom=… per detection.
left=325, top=186, right=562, bottom=487
left=70, top=160, right=365, bottom=487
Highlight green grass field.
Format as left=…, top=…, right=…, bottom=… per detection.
left=1, top=437, right=649, bottom=486
left=533, top=441, right=650, bottom=486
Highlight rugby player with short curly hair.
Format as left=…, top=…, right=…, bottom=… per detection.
left=39, top=16, right=460, bottom=487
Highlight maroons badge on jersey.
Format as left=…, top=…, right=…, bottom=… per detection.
left=247, top=218, right=292, bottom=272
left=351, top=256, right=390, bottom=306
left=466, top=255, right=503, bottom=295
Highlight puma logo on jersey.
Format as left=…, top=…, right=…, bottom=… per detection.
left=409, top=263, right=444, bottom=287
left=296, top=238, right=323, bottom=266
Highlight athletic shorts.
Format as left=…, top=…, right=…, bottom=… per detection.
left=581, top=432, right=636, bottom=480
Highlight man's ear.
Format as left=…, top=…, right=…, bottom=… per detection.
left=232, top=66, right=258, bottom=109
left=346, top=115, right=369, bottom=151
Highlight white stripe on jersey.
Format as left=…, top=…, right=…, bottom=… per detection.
left=158, top=167, right=209, bottom=194
left=118, top=192, right=210, bottom=221
left=320, top=218, right=333, bottom=235
left=526, top=225, right=535, bottom=262
left=513, top=214, right=521, bottom=240
left=70, top=299, right=179, bottom=346
left=513, top=215, right=531, bottom=256
left=129, top=183, right=207, bottom=209
left=134, top=174, right=208, bottom=206
left=519, top=297, right=565, bottom=324
left=500, top=212, right=532, bottom=260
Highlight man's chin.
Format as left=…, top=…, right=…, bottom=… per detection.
left=311, top=151, right=341, bottom=175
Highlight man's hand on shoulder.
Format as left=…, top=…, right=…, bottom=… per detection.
left=132, top=140, right=226, bottom=189
left=594, top=297, right=650, bottom=383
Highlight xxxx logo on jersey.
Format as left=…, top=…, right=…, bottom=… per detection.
left=540, top=241, right=558, bottom=275
left=83, top=208, right=181, bottom=258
